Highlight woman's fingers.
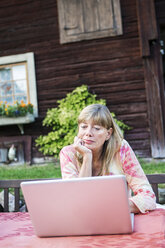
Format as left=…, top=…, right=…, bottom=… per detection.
left=74, top=136, right=84, bottom=146
left=73, top=136, right=91, bottom=155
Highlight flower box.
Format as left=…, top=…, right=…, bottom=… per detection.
left=0, top=114, right=35, bottom=126
left=0, top=114, right=35, bottom=134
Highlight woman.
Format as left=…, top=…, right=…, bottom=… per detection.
left=60, top=104, right=156, bottom=213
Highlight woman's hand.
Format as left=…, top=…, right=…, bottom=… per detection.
left=73, top=136, right=93, bottom=177
left=73, top=136, right=92, bottom=156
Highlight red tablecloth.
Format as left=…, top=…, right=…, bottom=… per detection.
left=0, top=209, right=165, bottom=248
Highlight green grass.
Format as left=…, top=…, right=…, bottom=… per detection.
left=0, top=163, right=62, bottom=180
left=140, top=159, right=165, bottom=174
left=0, top=159, right=164, bottom=180
left=140, top=159, right=165, bottom=189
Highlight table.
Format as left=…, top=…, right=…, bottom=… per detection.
left=0, top=209, right=165, bottom=248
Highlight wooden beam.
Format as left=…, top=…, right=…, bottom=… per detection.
left=137, top=0, right=165, bottom=158
left=136, top=0, right=158, bottom=57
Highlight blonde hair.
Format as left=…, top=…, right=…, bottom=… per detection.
left=77, top=104, right=123, bottom=175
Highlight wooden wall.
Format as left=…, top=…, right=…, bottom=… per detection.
left=0, top=0, right=151, bottom=161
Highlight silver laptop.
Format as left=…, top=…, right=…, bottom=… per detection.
left=21, top=175, right=134, bottom=237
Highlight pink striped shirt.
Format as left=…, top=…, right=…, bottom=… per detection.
left=60, top=139, right=156, bottom=213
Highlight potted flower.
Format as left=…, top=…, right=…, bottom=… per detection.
left=0, top=101, right=35, bottom=128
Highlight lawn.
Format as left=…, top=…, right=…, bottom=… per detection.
left=0, top=163, right=62, bottom=180
left=0, top=159, right=164, bottom=180
left=139, top=159, right=165, bottom=174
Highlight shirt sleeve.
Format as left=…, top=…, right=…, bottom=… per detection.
left=60, top=146, right=79, bottom=179
left=120, top=140, right=156, bottom=213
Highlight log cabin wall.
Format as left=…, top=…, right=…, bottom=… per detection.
left=0, top=0, right=153, bottom=162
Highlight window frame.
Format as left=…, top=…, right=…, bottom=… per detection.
left=0, top=62, right=30, bottom=105
left=0, top=52, right=38, bottom=118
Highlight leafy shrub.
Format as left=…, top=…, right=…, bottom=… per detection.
left=36, top=85, right=130, bottom=158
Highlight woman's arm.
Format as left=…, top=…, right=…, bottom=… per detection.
left=60, top=137, right=93, bottom=179
left=73, top=136, right=93, bottom=177
left=120, top=140, right=156, bottom=213
left=60, top=146, right=79, bottom=179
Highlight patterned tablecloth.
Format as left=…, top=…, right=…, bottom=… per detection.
left=0, top=209, right=165, bottom=248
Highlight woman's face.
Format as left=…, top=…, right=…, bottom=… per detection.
left=78, top=119, right=112, bottom=153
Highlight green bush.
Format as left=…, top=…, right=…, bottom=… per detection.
left=36, top=85, right=130, bottom=158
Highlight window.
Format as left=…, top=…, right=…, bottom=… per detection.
left=57, top=0, right=123, bottom=44
left=0, top=63, right=29, bottom=105
left=0, top=52, right=38, bottom=117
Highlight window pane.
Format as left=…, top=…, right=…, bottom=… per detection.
left=15, top=95, right=27, bottom=103
left=0, top=83, right=2, bottom=96
left=12, top=65, right=26, bottom=80
left=0, top=64, right=28, bottom=105
left=1, top=82, right=12, bottom=96
left=14, top=80, right=27, bottom=95
left=2, top=96, right=13, bottom=105
left=0, top=68, right=12, bottom=82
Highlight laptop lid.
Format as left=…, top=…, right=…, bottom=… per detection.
left=21, top=175, right=134, bottom=237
